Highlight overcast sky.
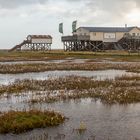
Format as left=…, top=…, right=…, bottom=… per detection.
left=0, top=0, right=140, bottom=49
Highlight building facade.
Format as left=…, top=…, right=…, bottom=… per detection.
left=10, top=35, right=52, bottom=51
left=73, top=26, right=140, bottom=42
left=62, top=26, right=140, bottom=51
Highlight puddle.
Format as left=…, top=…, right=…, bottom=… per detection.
left=0, top=61, right=47, bottom=65
left=96, top=60, right=139, bottom=64
left=0, top=59, right=140, bottom=65
left=0, top=99, right=140, bottom=140
left=0, top=70, right=136, bottom=85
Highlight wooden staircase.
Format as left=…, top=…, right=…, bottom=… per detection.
left=117, top=37, right=127, bottom=50
left=9, top=40, right=29, bottom=52
left=117, top=36, right=140, bottom=50
left=114, top=43, right=124, bottom=50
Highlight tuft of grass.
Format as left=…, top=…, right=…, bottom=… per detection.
left=0, top=110, right=65, bottom=134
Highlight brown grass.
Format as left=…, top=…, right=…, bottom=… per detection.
left=0, top=62, right=139, bottom=74
left=0, top=75, right=139, bottom=104
left=0, top=50, right=140, bottom=62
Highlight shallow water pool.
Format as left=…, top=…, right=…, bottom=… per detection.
left=0, top=99, right=140, bottom=140
left=0, top=69, right=136, bottom=85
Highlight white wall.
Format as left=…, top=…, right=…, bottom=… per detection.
left=115, top=32, right=125, bottom=41
left=74, top=28, right=90, bottom=36
left=75, top=27, right=140, bottom=42
left=90, top=32, right=103, bottom=41
left=129, top=27, right=140, bottom=36
left=75, top=28, right=123, bottom=42
left=32, top=38, right=52, bottom=44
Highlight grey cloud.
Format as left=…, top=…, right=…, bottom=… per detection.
left=0, top=0, right=47, bottom=9
left=60, top=0, right=140, bottom=25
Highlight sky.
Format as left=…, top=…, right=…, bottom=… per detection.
left=0, top=0, right=140, bottom=49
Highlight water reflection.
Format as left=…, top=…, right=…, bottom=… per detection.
left=0, top=70, right=137, bottom=85
left=0, top=98, right=140, bottom=140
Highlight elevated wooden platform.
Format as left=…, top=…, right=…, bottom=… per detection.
left=61, top=35, right=140, bottom=51
left=62, top=35, right=90, bottom=41
left=62, top=35, right=103, bottom=51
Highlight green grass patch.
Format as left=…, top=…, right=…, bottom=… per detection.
left=0, top=50, right=140, bottom=62
left=0, top=110, right=65, bottom=134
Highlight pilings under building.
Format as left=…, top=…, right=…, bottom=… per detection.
left=62, top=26, right=140, bottom=52
left=62, top=35, right=140, bottom=51
left=62, top=35, right=105, bottom=51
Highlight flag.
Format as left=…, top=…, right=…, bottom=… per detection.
left=72, top=20, right=77, bottom=32
left=59, top=23, right=63, bottom=34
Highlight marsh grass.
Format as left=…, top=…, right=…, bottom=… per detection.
left=27, top=86, right=140, bottom=104
left=0, top=51, right=140, bottom=62
left=0, top=62, right=140, bottom=74
left=0, top=75, right=139, bottom=104
left=27, top=75, right=140, bottom=104
left=0, top=75, right=140, bottom=94
left=0, top=110, right=65, bottom=134
left=0, top=76, right=134, bottom=95
left=116, top=75, right=140, bottom=80
left=0, top=76, right=108, bottom=94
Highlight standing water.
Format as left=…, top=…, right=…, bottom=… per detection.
left=0, top=99, right=140, bottom=140
left=0, top=70, right=137, bottom=85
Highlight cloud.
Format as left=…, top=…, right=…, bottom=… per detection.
left=0, top=0, right=47, bottom=9
left=0, top=0, right=140, bottom=49
left=53, top=0, right=140, bottom=26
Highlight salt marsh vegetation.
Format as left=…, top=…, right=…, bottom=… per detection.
left=0, top=54, right=140, bottom=139
left=0, top=110, right=65, bottom=134
left=0, top=61, right=139, bottom=74
left=0, top=75, right=139, bottom=104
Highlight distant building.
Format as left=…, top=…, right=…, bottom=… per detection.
left=62, top=26, right=140, bottom=51
left=10, top=35, right=52, bottom=52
